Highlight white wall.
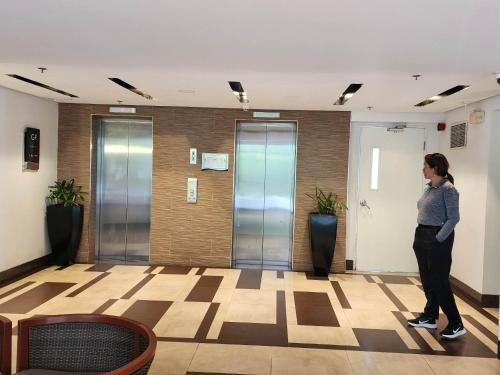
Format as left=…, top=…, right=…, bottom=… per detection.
left=442, top=95, right=500, bottom=295
left=483, top=110, right=500, bottom=295
left=0, top=86, right=58, bottom=272
left=346, top=112, right=444, bottom=264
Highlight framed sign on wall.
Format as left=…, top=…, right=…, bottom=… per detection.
left=23, top=127, right=40, bottom=171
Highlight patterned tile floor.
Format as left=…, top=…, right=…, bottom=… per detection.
left=0, top=264, right=498, bottom=374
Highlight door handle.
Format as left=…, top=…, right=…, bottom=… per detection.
left=360, top=200, right=371, bottom=209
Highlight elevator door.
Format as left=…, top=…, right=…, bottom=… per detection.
left=232, top=122, right=297, bottom=270
left=96, top=118, right=153, bottom=264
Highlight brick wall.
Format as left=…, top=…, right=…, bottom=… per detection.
left=58, top=104, right=350, bottom=272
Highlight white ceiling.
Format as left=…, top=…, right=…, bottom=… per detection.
left=1, top=0, right=500, bottom=112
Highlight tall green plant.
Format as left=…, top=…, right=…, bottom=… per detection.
left=47, top=179, right=85, bottom=207
left=306, top=188, right=347, bottom=215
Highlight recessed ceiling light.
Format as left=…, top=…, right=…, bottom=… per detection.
left=6, top=74, right=78, bottom=98
left=415, top=85, right=469, bottom=107
left=333, top=83, right=363, bottom=105
left=108, top=78, right=154, bottom=100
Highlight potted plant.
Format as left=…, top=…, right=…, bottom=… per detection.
left=46, top=179, right=85, bottom=266
left=307, top=188, right=347, bottom=276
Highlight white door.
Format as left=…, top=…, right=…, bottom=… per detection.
left=356, top=126, right=425, bottom=272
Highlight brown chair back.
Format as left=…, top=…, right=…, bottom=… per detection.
left=0, top=315, right=12, bottom=375
left=17, top=314, right=156, bottom=375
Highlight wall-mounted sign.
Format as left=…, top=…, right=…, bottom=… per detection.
left=201, top=153, right=229, bottom=171
left=187, top=177, right=197, bottom=203
left=23, top=127, right=40, bottom=171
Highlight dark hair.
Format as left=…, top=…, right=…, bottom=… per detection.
left=425, top=153, right=454, bottom=184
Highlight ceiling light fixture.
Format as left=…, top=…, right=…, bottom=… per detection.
left=228, top=81, right=250, bottom=108
left=415, top=85, right=469, bottom=107
left=6, top=74, right=78, bottom=98
left=334, top=83, right=363, bottom=105
left=108, top=78, right=154, bottom=100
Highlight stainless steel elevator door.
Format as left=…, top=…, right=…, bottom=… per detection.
left=96, top=118, right=152, bottom=264
left=232, top=122, right=297, bottom=270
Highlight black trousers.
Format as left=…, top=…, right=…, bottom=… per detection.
left=413, top=225, right=461, bottom=325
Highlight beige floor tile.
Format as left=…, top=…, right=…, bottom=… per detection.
left=99, top=298, right=135, bottom=316
left=260, top=277, right=286, bottom=291
left=287, top=325, right=360, bottom=346
left=328, top=296, right=351, bottom=327
left=424, top=355, right=500, bottom=375
left=132, top=274, right=198, bottom=301
left=212, top=287, right=235, bottom=303
left=75, top=272, right=151, bottom=299
left=148, top=341, right=198, bottom=375
left=285, top=279, right=334, bottom=293
left=225, top=302, right=276, bottom=324
left=347, top=351, right=435, bottom=375
left=188, top=343, right=272, bottom=375
left=150, top=266, right=163, bottom=274
left=340, top=282, right=397, bottom=310
left=385, top=283, right=427, bottom=312
left=461, top=319, right=498, bottom=353
left=329, top=274, right=370, bottom=283
left=230, top=289, right=276, bottom=305
left=30, top=296, right=110, bottom=315
left=24, top=267, right=99, bottom=284
left=107, top=265, right=150, bottom=274
left=344, top=309, right=402, bottom=330
left=0, top=281, right=41, bottom=305
left=154, top=301, right=210, bottom=338
left=484, top=307, right=498, bottom=319
left=206, top=302, right=231, bottom=339
left=272, top=346, right=354, bottom=375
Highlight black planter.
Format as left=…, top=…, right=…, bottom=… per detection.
left=47, top=204, right=84, bottom=266
left=309, top=213, right=338, bottom=276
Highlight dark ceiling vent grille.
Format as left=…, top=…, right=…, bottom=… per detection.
left=6, top=74, right=78, bottom=98
left=450, top=122, right=467, bottom=149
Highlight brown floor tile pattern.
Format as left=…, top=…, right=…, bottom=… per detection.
left=0, top=282, right=75, bottom=314
left=121, top=274, right=155, bottom=299
left=0, top=264, right=498, bottom=374
left=159, top=265, right=192, bottom=275
left=86, top=263, right=115, bottom=272
left=294, top=291, right=339, bottom=326
left=0, top=281, right=36, bottom=300
left=378, top=283, right=409, bottom=312
left=186, top=276, right=224, bottom=303
left=67, top=272, right=109, bottom=297
left=331, top=280, right=352, bottom=309
left=235, top=269, right=262, bottom=289
left=121, top=300, right=172, bottom=329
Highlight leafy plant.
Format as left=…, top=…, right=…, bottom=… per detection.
left=306, top=188, right=347, bottom=216
left=47, top=179, right=85, bottom=207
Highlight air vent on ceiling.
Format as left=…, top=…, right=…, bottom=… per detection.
left=415, top=85, right=469, bottom=107
left=108, top=78, right=154, bottom=100
left=6, top=74, right=78, bottom=98
left=450, top=122, right=467, bottom=149
left=333, top=83, right=363, bottom=105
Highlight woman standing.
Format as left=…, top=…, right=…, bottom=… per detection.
left=407, top=153, right=466, bottom=339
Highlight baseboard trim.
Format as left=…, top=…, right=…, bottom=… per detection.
left=450, top=275, right=499, bottom=308
left=0, top=254, right=53, bottom=288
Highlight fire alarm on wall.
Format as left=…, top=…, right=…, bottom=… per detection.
left=437, top=123, right=446, bottom=131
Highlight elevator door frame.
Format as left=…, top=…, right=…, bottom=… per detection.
left=91, top=115, right=154, bottom=265
left=231, top=120, right=298, bottom=271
